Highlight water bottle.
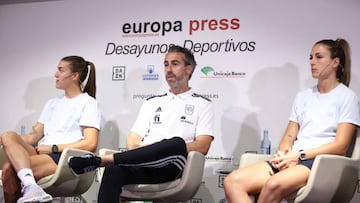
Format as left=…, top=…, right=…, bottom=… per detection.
left=20, top=125, right=26, bottom=136
left=260, top=130, right=271, bottom=154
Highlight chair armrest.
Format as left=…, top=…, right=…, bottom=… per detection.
left=295, top=154, right=358, bottom=203
left=53, top=148, right=95, bottom=180
left=38, top=148, right=96, bottom=196
left=99, top=148, right=120, bottom=155
left=97, top=148, right=205, bottom=202
left=121, top=151, right=205, bottom=202
left=239, top=153, right=273, bottom=168
left=160, top=151, right=204, bottom=201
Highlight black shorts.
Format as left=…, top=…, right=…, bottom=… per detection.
left=298, top=159, right=314, bottom=169
left=47, top=153, right=62, bottom=164
left=266, top=159, right=314, bottom=174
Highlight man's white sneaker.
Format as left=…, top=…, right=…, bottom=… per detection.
left=17, top=185, right=53, bottom=203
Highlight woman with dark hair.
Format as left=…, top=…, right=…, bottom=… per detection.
left=1, top=56, right=101, bottom=203
left=223, top=38, right=360, bottom=203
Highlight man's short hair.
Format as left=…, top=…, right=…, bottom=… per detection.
left=168, top=45, right=197, bottom=79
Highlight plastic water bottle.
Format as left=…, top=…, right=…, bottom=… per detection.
left=20, top=125, right=26, bottom=136
left=260, top=130, right=271, bottom=154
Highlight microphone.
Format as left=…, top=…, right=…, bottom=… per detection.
left=318, top=63, right=331, bottom=77
left=55, top=73, right=73, bottom=81
left=63, top=74, right=74, bottom=79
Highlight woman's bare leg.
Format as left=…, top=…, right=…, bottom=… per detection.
left=1, top=131, right=36, bottom=203
left=1, top=131, right=57, bottom=202
left=224, top=162, right=272, bottom=203
left=257, top=165, right=310, bottom=203
left=1, top=131, right=37, bottom=171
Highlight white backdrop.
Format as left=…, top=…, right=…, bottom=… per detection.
left=1, top=0, right=360, bottom=202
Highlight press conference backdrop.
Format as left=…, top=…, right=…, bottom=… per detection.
left=0, top=0, right=359, bottom=202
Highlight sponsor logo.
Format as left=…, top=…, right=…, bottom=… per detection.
left=104, top=17, right=256, bottom=57
left=184, top=104, right=194, bottom=115
left=142, top=65, right=159, bottom=80
left=201, top=66, right=215, bottom=76
left=122, top=20, right=182, bottom=37
left=205, top=156, right=232, bottom=162
left=112, top=66, right=126, bottom=80
left=153, top=114, right=161, bottom=124
left=190, top=198, right=203, bottom=203
left=218, top=175, right=226, bottom=188
left=180, top=116, right=194, bottom=125
left=155, top=107, right=162, bottom=112
left=71, top=196, right=81, bottom=203
left=121, top=17, right=240, bottom=37
left=200, top=66, right=246, bottom=78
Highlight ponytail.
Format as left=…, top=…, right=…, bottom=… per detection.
left=83, top=61, right=96, bottom=98
left=335, top=38, right=351, bottom=87
left=61, top=56, right=97, bottom=98
left=315, top=38, right=351, bottom=86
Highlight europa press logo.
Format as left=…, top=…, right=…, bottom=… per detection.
left=121, top=18, right=240, bottom=37
left=200, top=66, right=246, bottom=78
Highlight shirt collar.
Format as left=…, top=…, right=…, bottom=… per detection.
left=167, top=88, right=193, bottom=100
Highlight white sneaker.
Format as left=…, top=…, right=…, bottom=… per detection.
left=17, top=185, right=53, bottom=203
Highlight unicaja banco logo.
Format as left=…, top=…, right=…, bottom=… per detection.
left=201, top=66, right=215, bottom=76
left=200, top=66, right=246, bottom=78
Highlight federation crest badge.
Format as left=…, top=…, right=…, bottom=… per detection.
left=184, top=104, right=194, bottom=115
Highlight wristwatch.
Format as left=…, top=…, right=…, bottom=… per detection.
left=52, top=144, right=59, bottom=153
left=299, top=149, right=306, bottom=161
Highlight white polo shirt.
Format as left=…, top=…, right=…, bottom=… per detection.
left=131, top=88, right=214, bottom=146
left=290, top=84, right=360, bottom=151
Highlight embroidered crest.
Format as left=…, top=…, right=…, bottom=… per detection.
left=184, top=104, right=194, bottom=115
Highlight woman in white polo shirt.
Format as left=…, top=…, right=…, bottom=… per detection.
left=224, top=38, right=360, bottom=203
